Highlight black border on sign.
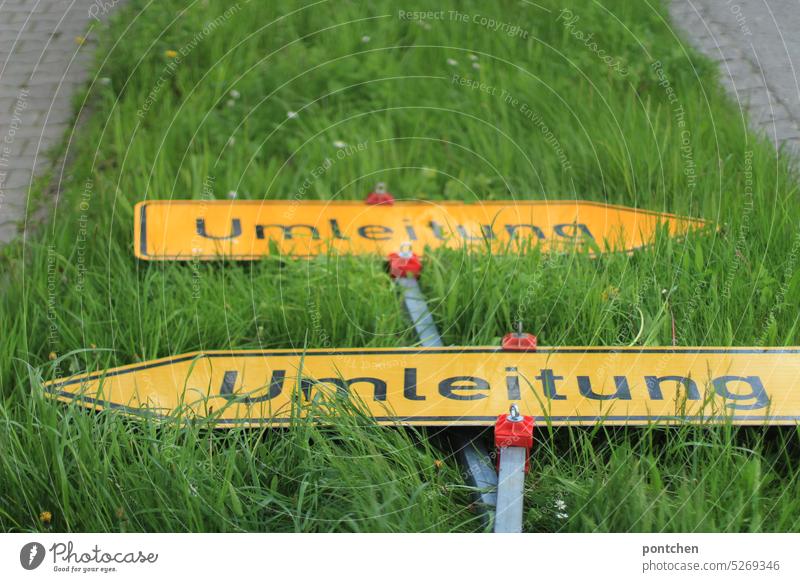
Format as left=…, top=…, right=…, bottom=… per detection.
left=45, top=347, right=800, bottom=425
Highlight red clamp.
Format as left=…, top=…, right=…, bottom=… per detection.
left=501, top=322, right=537, bottom=351
left=387, top=245, right=422, bottom=279
left=365, top=182, right=394, bottom=205
left=495, top=405, right=535, bottom=472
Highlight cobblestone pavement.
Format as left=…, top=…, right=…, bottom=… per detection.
left=0, top=0, right=117, bottom=246
left=669, top=0, right=800, bottom=158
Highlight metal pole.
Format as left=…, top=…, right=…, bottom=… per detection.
left=396, top=277, right=443, bottom=349
left=393, top=272, right=499, bottom=528
left=451, top=429, right=498, bottom=528
left=493, top=405, right=528, bottom=533
left=494, top=447, right=527, bottom=533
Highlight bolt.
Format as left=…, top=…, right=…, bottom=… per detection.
left=398, top=241, right=413, bottom=259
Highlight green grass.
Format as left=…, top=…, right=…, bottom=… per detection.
left=2, top=0, right=800, bottom=532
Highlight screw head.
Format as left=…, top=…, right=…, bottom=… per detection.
left=508, top=403, right=522, bottom=422
left=398, top=241, right=413, bottom=259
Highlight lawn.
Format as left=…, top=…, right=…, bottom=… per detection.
left=2, top=0, right=800, bottom=532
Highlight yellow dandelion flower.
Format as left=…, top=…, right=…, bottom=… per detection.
left=48, top=352, right=57, bottom=361
left=75, top=36, right=86, bottom=46
left=39, top=511, right=52, bottom=525
left=164, top=49, right=179, bottom=59
left=601, top=286, right=620, bottom=302
left=433, top=459, right=444, bottom=470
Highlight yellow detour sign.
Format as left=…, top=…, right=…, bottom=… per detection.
left=134, top=200, right=707, bottom=260
left=45, top=347, right=800, bottom=426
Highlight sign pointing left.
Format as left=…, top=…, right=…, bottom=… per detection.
left=45, top=347, right=800, bottom=426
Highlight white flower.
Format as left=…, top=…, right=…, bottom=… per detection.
left=226, top=99, right=235, bottom=107
left=361, top=35, right=370, bottom=43
left=227, top=190, right=238, bottom=199
left=99, top=77, right=111, bottom=85
left=472, top=63, right=480, bottom=69
left=333, top=140, right=347, bottom=148
left=287, top=111, right=298, bottom=119
left=554, top=498, right=568, bottom=519
left=469, top=54, right=479, bottom=61
left=446, top=58, right=458, bottom=66
left=230, top=89, right=240, bottom=99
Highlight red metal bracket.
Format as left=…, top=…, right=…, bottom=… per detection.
left=365, top=182, right=394, bottom=205
left=501, top=322, right=537, bottom=351
left=387, top=250, right=422, bottom=279
left=495, top=405, right=534, bottom=472
left=387, top=243, right=422, bottom=279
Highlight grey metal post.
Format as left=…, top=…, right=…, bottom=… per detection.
left=492, top=404, right=529, bottom=533
left=495, top=447, right=527, bottom=533
left=396, top=277, right=442, bottom=349
left=393, top=269, right=499, bottom=528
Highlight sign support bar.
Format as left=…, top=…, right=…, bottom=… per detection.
left=450, top=430, right=498, bottom=528
left=388, top=244, right=500, bottom=529
left=495, top=447, right=527, bottom=532
left=493, top=404, right=534, bottom=533
left=396, top=277, right=444, bottom=349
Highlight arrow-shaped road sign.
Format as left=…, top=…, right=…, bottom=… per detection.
left=45, top=347, right=800, bottom=427
left=134, top=200, right=708, bottom=260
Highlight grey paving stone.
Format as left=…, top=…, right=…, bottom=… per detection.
left=750, top=103, right=793, bottom=127
left=670, top=0, right=800, bottom=165
left=0, top=187, right=28, bottom=213
left=0, top=221, right=20, bottom=244
left=0, top=0, right=123, bottom=247
left=0, top=169, right=33, bottom=190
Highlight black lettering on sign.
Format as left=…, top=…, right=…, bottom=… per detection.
left=645, top=376, right=700, bottom=401
left=196, top=218, right=242, bottom=240
left=712, top=375, right=769, bottom=410
left=577, top=376, right=632, bottom=400
left=456, top=225, right=495, bottom=240
left=403, top=219, right=418, bottom=241
left=505, top=367, right=521, bottom=399
left=428, top=221, right=446, bottom=240
left=403, top=368, right=425, bottom=401
left=329, top=219, right=350, bottom=240
left=256, top=224, right=320, bottom=240
left=553, top=223, right=594, bottom=240
left=505, top=224, right=545, bottom=239
left=536, top=369, right=566, bottom=400
left=301, top=376, right=387, bottom=401
left=219, top=370, right=285, bottom=403
left=358, top=225, right=394, bottom=240
left=439, top=376, right=489, bottom=400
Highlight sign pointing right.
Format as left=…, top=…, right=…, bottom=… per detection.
left=134, top=200, right=708, bottom=260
